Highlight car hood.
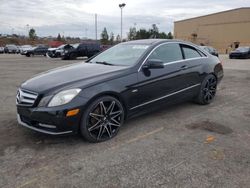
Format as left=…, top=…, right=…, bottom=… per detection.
left=21, top=62, right=129, bottom=93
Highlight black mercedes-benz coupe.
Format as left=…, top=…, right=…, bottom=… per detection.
left=16, top=39, right=223, bottom=142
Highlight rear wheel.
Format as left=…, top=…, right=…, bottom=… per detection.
left=80, top=96, right=125, bottom=142
left=195, top=74, right=217, bottom=105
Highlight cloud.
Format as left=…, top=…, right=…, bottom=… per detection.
left=0, top=0, right=249, bottom=38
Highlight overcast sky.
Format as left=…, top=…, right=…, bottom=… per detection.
left=0, top=0, right=249, bottom=39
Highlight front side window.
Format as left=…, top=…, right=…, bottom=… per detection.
left=182, top=45, right=202, bottom=59
left=73, top=44, right=80, bottom=48
left=148, top=43, right=183, bottom=63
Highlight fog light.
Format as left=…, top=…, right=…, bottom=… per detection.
left=66, top=109, right=80, bottom=117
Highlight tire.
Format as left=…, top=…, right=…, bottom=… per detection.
left=26, top=53, right=30, bottom=57
left=61, top=56, right=67, bottom=60
left=69, top=53, right=77, bottom=60
left=195, top=74, right=217, bottom=105
left=80, top=96, right=125, bottom=142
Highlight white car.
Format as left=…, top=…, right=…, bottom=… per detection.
left=46, top=44, right=74, bottom=58
left=20, top=45, right=33, bottom=55
left=0, top=47, right=4, bottom=53
left=5, top=44, right=19, bottom=53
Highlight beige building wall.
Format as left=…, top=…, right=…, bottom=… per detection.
left=174, top=8, right=250, bottom=53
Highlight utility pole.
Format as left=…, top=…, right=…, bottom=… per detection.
left=85, top=28, right=88, bottom=39
left=26, top=24, right=29, bottom=37
left=95, top=14, right=97, bottom=41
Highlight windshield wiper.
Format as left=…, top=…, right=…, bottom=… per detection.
left=95, top=61, right=114, bottom=66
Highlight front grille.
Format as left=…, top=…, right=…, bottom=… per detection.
left=16, top=89, right=38, bottom=106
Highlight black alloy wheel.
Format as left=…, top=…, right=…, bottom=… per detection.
left=80, top=96, right=124, bottom=142
left=196, top=74, right=217, bottom=105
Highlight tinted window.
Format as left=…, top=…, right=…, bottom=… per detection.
left=182, top=45, right=202, bottom=59
left=148, top=43, right=183, bottom=63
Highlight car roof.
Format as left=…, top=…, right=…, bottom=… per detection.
left=123, top=39, right=183, bottom=45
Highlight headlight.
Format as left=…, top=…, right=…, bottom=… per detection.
left=48, top=88, right=81, bottom=107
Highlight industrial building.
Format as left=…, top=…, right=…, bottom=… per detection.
left=174, top=7, right=250, bottom=53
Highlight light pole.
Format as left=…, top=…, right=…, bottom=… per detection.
left=95, top=13, right=97, bottom=41
left=119, top=3, right=126, bottom=42
left=85, top=28, right=88, bottom=39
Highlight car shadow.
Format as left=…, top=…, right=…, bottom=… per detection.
left=3, top=100, right=196, bottom=154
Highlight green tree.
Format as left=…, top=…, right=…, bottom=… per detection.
left=57, top=33, right=62, bottom=41
left=127, top=27, right=137, bottom=40
left=158, top=32, right=167, bottom=39
left=136, top=29, right=150, bottom=39
left=149, top=24, right=159, bottom=38
left=116, top=34, right=121, bottom=43
left=109, top=32, right=114, bottom=45
left=29, top=28, right=37, bottom=40
left=167, top=32, right=173, bottom=39
left=100, top=27, right=109, bottom=44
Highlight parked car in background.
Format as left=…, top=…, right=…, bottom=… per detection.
left=4, top=44, right=19, bottom=53
left=229, top=47, right=250, bottom=59
left=0, top=46, right=4, bottom=53
left=100, top=45, right=112, bottom=51
left=24, top=45, right=49, bottom=57
left=20, top=45, right=33, bottom=55
left=16, top=39, right=223, bottom=142
left=199, top=46, right=219, bottom=57
left=61, top=43, right=101, bottom=60
left=46, top=44, right=74, bottom=58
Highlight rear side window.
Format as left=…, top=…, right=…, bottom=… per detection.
left=182, top=45, right=202, bottom=59
left=148, top=43, right=183, bottom=63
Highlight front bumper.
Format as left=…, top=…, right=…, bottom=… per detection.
left=17, top=114, right=73, bottom=135
left=17, top=105, right=83, bottom=135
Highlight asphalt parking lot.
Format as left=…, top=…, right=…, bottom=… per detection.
left=0, top=54, right=250, bottom=188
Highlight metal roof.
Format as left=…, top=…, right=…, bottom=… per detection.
left=175, top=7, right=250, bottom=23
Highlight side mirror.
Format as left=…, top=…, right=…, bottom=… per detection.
left=142, top=59, right=164, bottom=69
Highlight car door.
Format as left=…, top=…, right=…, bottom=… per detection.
left=129, top=43, right=196, bottom=110
left=79, top=44, right=87, bottom=57
left=34, top=47, right=42, bottom=55
left=180, top=44, right=205, bottom=85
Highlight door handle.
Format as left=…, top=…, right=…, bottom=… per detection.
left=180, top=65, right=188, bottom=70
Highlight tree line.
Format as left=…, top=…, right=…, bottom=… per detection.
left=27, top=24, right=173, bottom=45
left=100, top=24, right=173, bottom=45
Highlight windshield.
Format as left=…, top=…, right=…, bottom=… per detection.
left=73, top=43, right=79, bottom=48
left=90, top=44, right=150, bottom=66
left=235, top=47, right=250, bottom=52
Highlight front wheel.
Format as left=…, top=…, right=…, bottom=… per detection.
left=195, top=74, right=217, bottom=105
left=80, top=96, right=125, bottom=142
left=69, top=53, right=77, bottom=60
